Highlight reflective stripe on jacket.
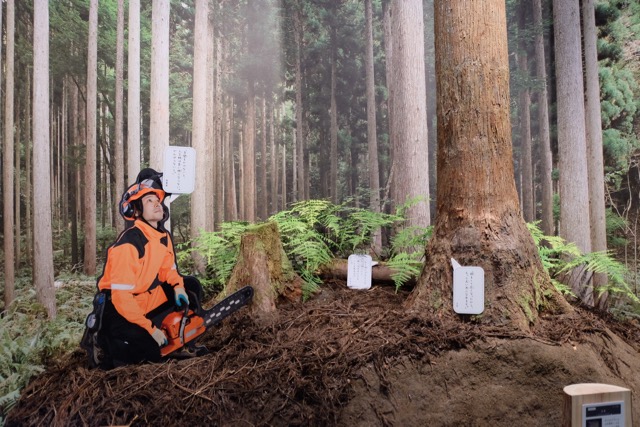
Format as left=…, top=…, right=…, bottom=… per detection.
left=97, top=219, right=184, bottom=334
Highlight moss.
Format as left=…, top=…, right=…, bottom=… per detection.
left=519, top=294, right=535, bottom=324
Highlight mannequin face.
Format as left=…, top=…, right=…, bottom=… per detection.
left=140, top=193, right=164, bottom=228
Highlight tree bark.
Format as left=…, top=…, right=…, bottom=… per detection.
left=227, top=222, right=304, bottom=325
left=330, top=26, right=339, bottom=204
left=4, top=0, right=15, bottom=309
left=191, top=0, right=210, bottom=273
left=84, top=0, right=98, bottom=276
left=114, top=0, right=125, bottom=234
left=389, top=0, right=430, bottom=229
left=407, top=0, right=571, bottom=332
left=518, top=4, right=534, bottom=223
left=243, top=86, right=257, bottom=222
left=294, top=5, right=304, bottom=202
left=150, top=0, right=170, bottom=170
left=33, top=0, right=57, bottom=318
left=127, top=0, right=141, bottom=182
left=365, top=0, right=382, bottom=253
left=554, top=0, right=593, bottom=304
left=533, top=0, right=554, bottom=237
left=259, top=96, right=268, bottom=220
left=582, top=0, right=608, bottom=308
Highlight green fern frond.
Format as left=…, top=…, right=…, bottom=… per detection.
left=386, top=253, right=423, bottom=291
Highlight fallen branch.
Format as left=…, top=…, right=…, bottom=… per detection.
left=317, top=259, right=417, bottom=287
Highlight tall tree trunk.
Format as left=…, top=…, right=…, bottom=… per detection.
left=150, top=0, right=170, bottom=170
left=554, top=0, right=593, bottom=304
left=4, top=0, right=15, bottom=309
left=365, top=0, right=382, bottom=253
left=330, top=26, right=339, bottom=204
left=270, top=100, right=278, bottom=215
left=26, top=70, right=33, bottom=266
left=225, top=96, right=238, bottom=221
left=84, top=0, right=98, bottom=276
left=114, top=0, right=125, bottom=233
left=211, top=12, right=222, bottom=229
left=191, top=0, right=210, bottom=272
left=127, top=0, right=141, bottom=182
left=519, top=3, right=534, bottom=222
left=70, top=81, right=79, bottom=267
left=407, top=0, right=570, bottom=331
left=389, top=0, right=430, bottom=229
left=259, top=96, right=268, bottom=220
left=383, top=1, right=394, bottom=200
left=533, top=0, right=554, bottom=236
left=243, top=86, right=257, bottom=222
left=582, top=0, right=608, bottom=308
left=33, top=0, right=57, bottom=318
left=294, top=5, right=304, bottom=202
left=15, top=90, right=22, bottom=271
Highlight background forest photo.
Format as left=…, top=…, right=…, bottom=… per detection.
left=1, top=0, right=640, bottom=425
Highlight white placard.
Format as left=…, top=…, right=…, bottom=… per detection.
left=162, top=146, right=196, bottom=194
left=347, top=254, right=373, bottom=290
left=452, top=258, right=484, bottom=314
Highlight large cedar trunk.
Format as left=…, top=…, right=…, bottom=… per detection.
left=226, top=222, right=304, bottom=324
left=407, top=0, right=571, bottom=332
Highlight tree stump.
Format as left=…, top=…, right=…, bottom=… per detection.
left=226, top=221, right=304, bottom=324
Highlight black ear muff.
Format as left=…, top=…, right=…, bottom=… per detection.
left=119, top=191, right=136, bottom=221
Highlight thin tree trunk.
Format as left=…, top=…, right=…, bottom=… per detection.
left=15, top=90, right=22, bottom=270
left=114, top=0, right=125, bottom=233
left=519, top=4, right=534, bottom=222
left=33, top=0, right=57, bottom=318
left=330, top=26, right=339, bottom=204
left=294, top=6, right=304, bottom=202
left=243, top=88, right=257, bottom=222
left=260, top=96, right=268, bottom=220
left=365, top=0, right=382, bottom=253
left=533, top=0, right=554, bottom=236
left=127, top=0, right=141, bottom=182
left=84, top=0, right=98, bottom=276
left=554, top=0, right=593, bottom=304
left=26, top=70, right=33, bottom=266
left=212, top=12, right=223, bottom=229
left=150, top=0, right=170, bottom=170
left=191, top=0, right=210, bottom=272
left=225, top=96, right=238, bottom=221
left=4, top=0, right=15, bottom=308
left=582, top=0, right=608, bottom=308
left=270, top=100, right=278, bottom=214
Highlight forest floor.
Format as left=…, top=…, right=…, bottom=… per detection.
left=5, top=281, right=640, bottom=426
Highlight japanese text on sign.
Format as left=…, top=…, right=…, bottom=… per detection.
left=162, top=146, right=196, bottom=194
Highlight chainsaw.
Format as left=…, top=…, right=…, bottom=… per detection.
left=160, top=285, right=254, bottom=357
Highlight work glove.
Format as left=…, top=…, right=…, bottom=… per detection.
left=151, top=328, right=167, bottom=347
left=175, top=286, right=189, bottom=308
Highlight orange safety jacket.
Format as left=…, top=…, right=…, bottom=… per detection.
left=97, top=219, right=184, bottom=334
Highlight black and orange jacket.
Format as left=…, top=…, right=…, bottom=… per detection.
left=98, top=219, right=185, bottom=334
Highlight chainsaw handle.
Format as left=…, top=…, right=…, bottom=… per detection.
left=178, top=304, right=190, bottom=344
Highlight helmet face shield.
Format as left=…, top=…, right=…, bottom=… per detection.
left=120, top=179, right=166, bottom=220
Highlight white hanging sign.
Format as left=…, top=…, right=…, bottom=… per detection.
left=452, top=258, right=485, bottom=314
left=162, top=146, right=196, bottom=194
left=347, top=254, right=373, bottom=290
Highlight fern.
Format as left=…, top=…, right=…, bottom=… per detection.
left=527, top=222, right=639, bottom=304
left=0, top=279, right=94, bottom=421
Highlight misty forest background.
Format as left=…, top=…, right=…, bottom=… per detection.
left=1, top=0, right=640, bottom=416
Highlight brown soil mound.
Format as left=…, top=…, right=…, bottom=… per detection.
left=6, top=282, right=640, bottom=426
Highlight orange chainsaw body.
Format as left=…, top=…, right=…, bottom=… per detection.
left=160, top=310, right=206, bottom=357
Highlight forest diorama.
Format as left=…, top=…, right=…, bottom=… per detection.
left=2, top=0, right=640, bottom=425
